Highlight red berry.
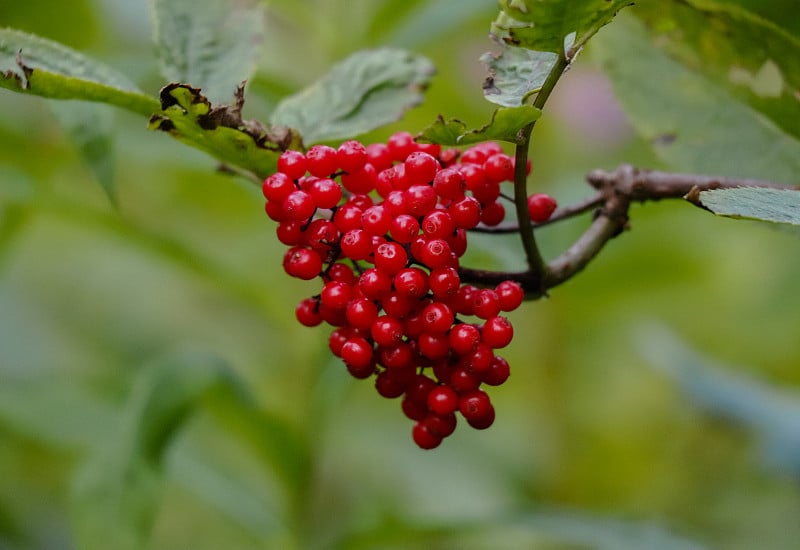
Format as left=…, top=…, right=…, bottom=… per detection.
left=402, top=396, right=428, bottom=421
left=346, top=297, right=379, bottom=330
left=282, top=190, right=316, bottom=221
left=458, top=389, right=492, bottom=421
left=481, top=316, right=514, bottom=348
left=366, top=142, right=393, bottom=171
left=283, top=247, right=323, bottom=280
left=341, top=164, right=376, bottom=194
left=479, top=200, right=505, bottom=226
left=404, top=185, right=438, bottom=217
left=387, top=131, right=417, bottom=162
left=308, top=178, right=342, bottom=209
left=412, top=422, right=442, bottom=449
left=263, top=172, right=296, bottom=202
left=340, top=229, right=372, bottom=261
left=341, top=337, right=374, bottom=369
left=371, top=315, right=404, bottom=347
left=389, top=214, right=420, bottom=243
left=333, top=204, right=363, bottom=232
left=433, top=167, right=466, bottom=200
left=448, top=196, right=482, bottom=229
left=423, top=412, right=457, bottom=438
left=421, top=302, right=454, bottom=333
left=466, top=404, right=495, bottom=429
left=358, top=268, right=392, bottom=299
left=427, top=385, right=459, bottom=415
left=527, top=193, right=558, bottom=223
left=418, top=238, right=452, bottom=269
left=276, top=220, right=304, bottom=246
left=495, top=280, right=524, bottom=311
left=473, top=289, right=501, bottom=320
left=377, top=342, right=415, bottom=369
left=375, top=369, right=409, bottom=398
left=421, top=210, right=455, bottom=239
left=336, top=140, right=368, bottom=173
left=320, top=281, right=354, bottom=310
left=361, top=204, right=392, bottom=236
left=393, top=267, right=429, bottom=298
left=305, top=144, right=339, bottom=177
left=483, top=355, right=510, bottom=386
left=448, top=323, right=481, bottom=355
left=404, top=151, right=439, bottom=186
left=295, top=297, right=322, bottom=327
left=483, top=153, right=514, bottom=183
left=428, top=267, right=460, bottom=299
left=374, top=242, right=408, bottom=275
left=382, top=291, right=413, bottom=319
left=277, top=150, right=307, bottom=180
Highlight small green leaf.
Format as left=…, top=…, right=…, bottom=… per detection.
left=417, top=105, right=541, bottom=145
left=0, top=28, right=158, bottom=116
left=493, top=0, right=634, bottom=53
left=631, top=0, right=800, bottom=143
left=148, top=83, right=301, bottom=179
left=270, top=48, right=435, bottom=144
left=70, top=350, right=235, bottom=550
left=694, top=187, right=800, bottom=225
left=49, top=101, right=117, bottom=204
left=481, top=44, right=557, bottom=106
left=592, top=15, right=800, bottom=183
left=151, top=0, right=265, bottom=104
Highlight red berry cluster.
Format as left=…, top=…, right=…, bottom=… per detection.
left=263, top=132, right=554, bottom=449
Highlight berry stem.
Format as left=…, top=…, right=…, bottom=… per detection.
left=512, top=48, right=570, bottom=286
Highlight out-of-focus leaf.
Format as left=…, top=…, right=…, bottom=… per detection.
left=270, top=48, right=435, bottom=144
left=636, top=323, right=800, bottom=478
left=382, top=0, right=495, bottom=47
left=0, top=375, right=116, bottom=449
left=492, top=0, right=634, bottom=53
left=0, top=28, right=158, bottom=116
left=151, top=0, right=265, bottom=104
left=70, top=350, right=236, bottom=550
left=632, top=0, right=800, bottom=142
left=692, top=187, right=800, bottom=225
left=481, top=44, right=557, bottom=107
left=49, top=101, right=117, bottom=204
left=592, top=15, right=800, bottom=182
left=417, top=105, right=541, bottom=145
left=148, top=83, right=301, bottom=179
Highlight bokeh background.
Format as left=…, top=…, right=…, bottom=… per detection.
left=1, top=1, right=799, bottom=548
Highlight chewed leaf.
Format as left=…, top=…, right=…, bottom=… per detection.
left=493, top=0, right=633, bottom=54
left=270, top=48, right=435, bottom=144
left=694, top=187, right=800, bottom=225
left=152, top=0, right=265, bottom=104
left=481, top=44, right=557, bottom=107
left=148, top=83, right=301, bottom=179
left=417, top=105, right=541, bottom=146
left=0, top=28, right=158, bottom=116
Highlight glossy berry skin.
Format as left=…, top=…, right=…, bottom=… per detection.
left=265, top=138, right=532, bottom=449
left=427, top=385, right=459, bottom=415
left=527, top=193, right=558, bottom=223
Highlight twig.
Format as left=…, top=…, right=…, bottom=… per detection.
left=458, top=165, right=797, bottom=296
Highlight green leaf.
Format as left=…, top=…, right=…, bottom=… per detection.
left=693, top=187, right=800, bottom=225
left=481, top=44, right=557, bottom=106
left=417, top=105, right=541, bottom=145
left=631, top=0, right=800, bottom=143
left=151, top=0, right=265, bottom=104
left=592, top=14, right=800, bottom=183
left=492, top=0, right=634, bottom=53
left=270, top=48, right=435, bottom=144
left=0, top=28, right=158, bottom=116
left=49, top=101, right=117, bottom=204
left=148, top=83, right=301, bottom=179
left=70, top=350, right=235, bottom=550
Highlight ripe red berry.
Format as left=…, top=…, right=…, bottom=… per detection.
left=433, top=167, right=466, bottom=199
left=428, top=267, right=460, bottom=299
left=263, top=172, right=297, bottom=203
left=418, top=238, right=452, bottom=269
left=361, top=204, right=392, bottom=236
left=332, top=203, right=363, bottom=232
left=448, top=196, right=482, bottom=229
left=483, top=355, right=510, bottom=386
left=393, top=267, right=429, bottom=298
left=421, top=302, right=454, bottom=333
left=387, top=131, right=417, bottom=162
left=371, top=315, right=404, bottom=347
left=458, top=389, right=492, bottom=421
left=305, top=144, right=339, bottom=177
left=358, top=268, right=393, bottom=299
left=389, top=214, right=420, bottom=243
left=320, top=281, right=354, bottom=310
left=483, top=153, right=514, bottom=183
left=336, top=140, right=368, bottom=173
left=308, top=178, right=342, bottom=209
left=479, top=200, right=505, bottom=226
left=283, top=247, right=323, bottom=280
left=448, top=323, right=481, bottom=355
left=282, top=190, right=316, bottom=221
left=423, top=412, right=457, bottom=438
left=404, top=151, right=439, bottom=186
left=374, top=242, right=408, bottom=275
left=473, top=289, right=501, bottom=320
left=340, top=229, right=372, bottom=261
left=404, top=185, right=438, bottom=217
left=427, top=385, right=459, bottom=415
left=346, top=297, right=379, bottom=330
left=341, top=337, right=374, bottom=369
left=277, top=150, right=307, bottom=180
left=421, top=210, right=455, bottom=239
left=295, top=297, right=322, bottom=327
left=527, top=193, right=558, bottom=223
left=412, top=421, right=442, bottom=449
left=495, top=280, right=524, bottom=311
left=481, top=316, right=514, bottom=348
left=417, top=332, right=450, bottom=360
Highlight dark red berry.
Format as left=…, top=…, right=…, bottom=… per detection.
left=427, top=385, right=459, bottom=415
left=527, top=193, right=558, bottom=223
left=412, top=421, right=442, bottom=449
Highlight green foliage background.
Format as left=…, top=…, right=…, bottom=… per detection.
left=1, top=0, right=799, bottom=548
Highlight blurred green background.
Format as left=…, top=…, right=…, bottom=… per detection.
left=1, top=1, right=799, bottom=549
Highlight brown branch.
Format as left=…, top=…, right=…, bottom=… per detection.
left=458, top=164, right=797, bottom=297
